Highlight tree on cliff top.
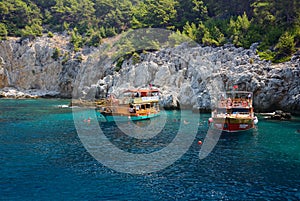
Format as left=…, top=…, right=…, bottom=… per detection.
left=0, top=23, right=7, bottom=40
left=0, top=0, right=43, bottom=37
left=0, top=0, right=299, bottom=62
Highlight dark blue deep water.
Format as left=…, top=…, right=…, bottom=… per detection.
left=0, top=99, right=300, bottom=200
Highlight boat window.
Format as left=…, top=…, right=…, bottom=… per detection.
left=232, top=108, right=249, bottom=113
left=217, top=108, right=226, bottom=113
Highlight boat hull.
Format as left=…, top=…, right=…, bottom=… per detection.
left=212, top=117, right=255, bottom=132
left=99, top=112, right=160, bottom=122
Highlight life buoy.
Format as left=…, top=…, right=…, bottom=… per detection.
left=253, top=116, right=258, bottom=124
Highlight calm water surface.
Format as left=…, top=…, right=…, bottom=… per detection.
left=0, top=99, right=300, bottom=200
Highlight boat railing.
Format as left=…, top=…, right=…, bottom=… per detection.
left=118, top=97, right=132, bottom=105
left=116, top=95, right=159, bottom=105
left=133, top=96, right=159, bottom=104
left=218, top=99, right=252, bottom=108
left=212, top=111, right=253, bottom=118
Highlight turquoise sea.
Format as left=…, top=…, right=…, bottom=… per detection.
left=0, top=99, right=300, bottom=200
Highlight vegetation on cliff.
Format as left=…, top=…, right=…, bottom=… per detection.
left=0, top=0, right=299, bottom=62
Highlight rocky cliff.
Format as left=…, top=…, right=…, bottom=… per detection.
left=0, top=33, right=299, bottom=114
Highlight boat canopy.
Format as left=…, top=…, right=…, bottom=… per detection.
left=123, top=89, right=159, bottom=93
left=123, top=89, right=159, bottom=97
left=218, top=91, right=253, bottom=98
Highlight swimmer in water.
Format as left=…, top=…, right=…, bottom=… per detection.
left=183, top=120, right=190, bottom=125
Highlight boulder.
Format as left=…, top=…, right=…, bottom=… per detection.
left=259, top=110, right=292, bottom=120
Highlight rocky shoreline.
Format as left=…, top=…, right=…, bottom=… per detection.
left=0, top=34, right=299, bottom=115
left=0, top=87, right=60, bottom=99
left=257, top=110, right=292, bottom=120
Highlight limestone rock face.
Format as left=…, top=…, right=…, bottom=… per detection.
left=0, top=36, right=67, bottom=96
left=0, top=35, right=299, bottom=114
left=93, top=43, right=299, bottom=113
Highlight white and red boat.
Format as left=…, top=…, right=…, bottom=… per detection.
left=209, top=90, right=258, bottom=132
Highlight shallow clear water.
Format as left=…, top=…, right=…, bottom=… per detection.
left=0, top=99, right=300, bottom=200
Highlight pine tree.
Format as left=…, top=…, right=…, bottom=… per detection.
left=274, top=32, right=296, bottom=62
left=0, top=23, right=8, bottom=40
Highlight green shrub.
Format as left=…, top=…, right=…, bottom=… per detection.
left=0, top=23, right=8, bottom=40
left=258, top=26, right=284, bottom=51
left=99, top=26, right=106, bottom=38
left=114, top=66, right=121, bottom=72
left=47, top=31, right=54, bottom=38
left=116, top=57, right=124, bottom=68
left=63, top=22, right=70, bottom=31
left=105, top=27, right=117, bottom=37
left=293, top=26, right=300, bottom=47
left=52, top=47, right=61, bottom=60
left=132, top=52, right=140, bottom=64
left=70, top=28, right=83, bottom=52
left=257, top=50, right=276, bottom=61
left=62, top=53, right=70, bottom=65
left=168, top=29, right=190, bottom=46
left=86, top=32, right=102, bottom=47
left=273, top=32, right=296, bottom=62
left=21, top=23, right=43, bottom=38
left=227, top=12, right=251, bottom=47
left=249, top=58, right=254, bottom=64
left=183, top=22, right=198, bottom=41
left=76, top=55, right=83, bottom=62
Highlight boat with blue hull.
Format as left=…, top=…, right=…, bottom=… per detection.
left=98, top=88, right=160, bottom=122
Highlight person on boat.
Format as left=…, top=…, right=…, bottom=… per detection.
left=227, top=97, right=232, bottom=107
left=107, top=93, right=118, bottom=104
left=129, top=104, right=135, bottom=113
left=219, top=94, right=225, bottom=107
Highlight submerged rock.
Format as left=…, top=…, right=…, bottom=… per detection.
left=259, top=110, right=292, bottom=120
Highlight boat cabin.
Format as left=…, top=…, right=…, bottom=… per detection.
left=98, top=88, right=161, bottom=121
left=212, top=91, right=254, bottom=118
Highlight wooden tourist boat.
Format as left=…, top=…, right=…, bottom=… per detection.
left=98, top=88, right=160, bottom=122
left=209, top=90, right=258, bottom=132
